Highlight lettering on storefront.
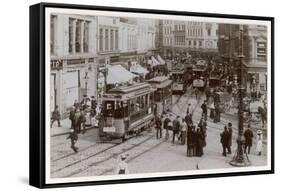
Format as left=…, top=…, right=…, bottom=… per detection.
left=51, top=60, right=63, bottom=70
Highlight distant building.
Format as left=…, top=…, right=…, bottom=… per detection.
left=218, top=24, right=267, bottom=94
left=50, top=14, right=98, bottom=115
left=159, top=20, right=218, bottom=58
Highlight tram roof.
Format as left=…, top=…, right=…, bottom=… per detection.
left=147, top=76, right=172, bottom=89
left=108, top=82, right=152, bottom=94
left=147, top=76, right=169, bottom=83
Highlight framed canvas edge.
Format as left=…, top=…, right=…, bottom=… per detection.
left=29, top=2, right=275, bottom=189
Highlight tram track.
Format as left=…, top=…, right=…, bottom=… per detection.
left=51, top=132, right=142, bottom=174
left=61, top=134, right=156, bottom=178
left=51, top=132, right=155, bottom=178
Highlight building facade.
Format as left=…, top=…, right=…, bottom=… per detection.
left=50, top=14, right=98, bottom=115
left=218, top=24, right=267, bottom=94
left=159, top=20, right=218, bottom=58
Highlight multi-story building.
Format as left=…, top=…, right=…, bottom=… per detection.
left=159, top=20, right=218, bottom=58
left=119, top=18, right=138, bottom=63
left=97, top=16, right=120, bottom=66
left=218, top=24, right=267, bottom=94
left=50, top=14, right=98, bottom=115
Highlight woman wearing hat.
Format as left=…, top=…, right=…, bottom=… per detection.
left=256, top=130, right=263, bottom=156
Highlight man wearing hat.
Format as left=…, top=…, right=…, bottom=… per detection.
left=66, top=129, right=78, bottom=153
left=155, top=114, right=162, bottom=139
left=115, top=154, right=129, bottom=174
left=244, top=125, right=254, bottom=154
left=51, top=105, right=61, bottom=128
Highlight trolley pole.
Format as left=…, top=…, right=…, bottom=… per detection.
left=229, top=25, right=251, bottom=167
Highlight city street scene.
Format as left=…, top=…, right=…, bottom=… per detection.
left=48, top=12, right=269, bottom=180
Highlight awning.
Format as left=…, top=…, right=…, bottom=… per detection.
left=107, top=65, right=137, bottom=84
left=130, top=64, right=149, bottom=75
left=148, top=56, right=164, bottom=67
left=157, top=55, right=165, bottom=65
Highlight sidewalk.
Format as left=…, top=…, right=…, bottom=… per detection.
left=50, top=118, right=95, bottom=137
left=197, top=153, right=267, bottom=170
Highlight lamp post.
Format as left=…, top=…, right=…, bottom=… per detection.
left=229, top=25, right=251, bottom=167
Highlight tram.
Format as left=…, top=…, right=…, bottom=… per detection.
left=192, top=60, right=207, bottom=91
left=147, top=76, right=173, bottom=115
left=98, top=82, right=155, bottom=141
left=170, top=65, right=190, bottom=95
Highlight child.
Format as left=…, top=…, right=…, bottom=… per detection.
left=115, top=154, right=129, bottom=174
left=66, top=129, right=78, bottom=153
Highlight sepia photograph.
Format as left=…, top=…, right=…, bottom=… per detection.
left=41, top=5, right=273, bottom=186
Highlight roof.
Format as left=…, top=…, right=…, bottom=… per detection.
left=108, top=82, right=152, bottom=94
left=147, top=76, right=172, bottom=89
left=147, top=76, right=169, bottom=83
left=107, top=65, right=137, bottom=84
left=130, top=64, right=149, bottom=75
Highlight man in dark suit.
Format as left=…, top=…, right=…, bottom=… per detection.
left=227, top=122, right=233, bottom=154
left=244, top=125, right=254, bottom=154
left=172, top=116, right=180, bottom=144
left=51, top=105, right=61, bottom=128
left=220, top=126, right=230, bottom=157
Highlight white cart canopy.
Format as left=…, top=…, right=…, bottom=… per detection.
left=130, top=64, right=149, bottom=75
left=107, top=65, right=137, bottom=84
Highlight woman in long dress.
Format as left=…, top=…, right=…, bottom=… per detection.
left=256, top=130, right=263, bottom=156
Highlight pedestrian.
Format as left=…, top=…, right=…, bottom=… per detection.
left=214, top=104, right=221, bottom=123
left=255, top=130, right=263, bottom=156
left=180, top=119, right=187, bottom=145
left=73, top=108, right=82, bottom=133
left=201, top=100, right=208, bottom=120
left=51, top=105, right=61, bottom=128
left=186, top=103, right=191, bottom=115
left=115, top=154, right=129, bottom=174
left=220, top=126, right=230, bottom=157
left=258, top=106, right=267, bottom=128
left=73, top=99, right=80, bottom=111
left=244, top=125, right=254, bottom=154
left=187, top=126, right=196, bottom=156
left=66, top=129, right=78, bottom=153
left=209, top=101, right=215, bottom=119
left=80, top=110, right=87, bottom=134
left=155, top=114, right=162, bottom=139
left=163, top=114, right=172, bottom=140
left=195, top=127, right=204, bottom=157
left=172, top=116, right=180, bottom=144
left=198, top=117, right=207, bottom=147
left=227, top=122, right=233, bottom=154
left=69, top=106, right=75, bottom=129
left=185, top=113, right=193, bottom=128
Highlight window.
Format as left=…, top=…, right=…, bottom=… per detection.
left=110, top=29, right=114, bottom=51
left=199, top=41, right=202, bottom=46
left=189, top=40, right=191, bottom=46
left=68, top=18, right=74, bottom=53
left=105, top=29, right=109, bottom=51
left=83, top=21, right=89, bottom=52
left=207, top=28, right=211, bottom=36
left=50, top=15, right=56, bottom=55
left=194, top=41, right=197, bottom=46
left=115, top=30, right=118, bottom=50
left=75, top=20, right=81, bottom=53
left=99, top=28, right=103, bottom=51
left=257, top=42, right=266, bottom=60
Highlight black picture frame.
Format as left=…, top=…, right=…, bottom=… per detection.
left=30, top=2, right=274, bottom=188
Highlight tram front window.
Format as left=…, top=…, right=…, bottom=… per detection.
left=104, top=101, right=127, bottom=119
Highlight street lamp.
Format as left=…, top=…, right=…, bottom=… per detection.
left=229, top=25, right=251, bottom=167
